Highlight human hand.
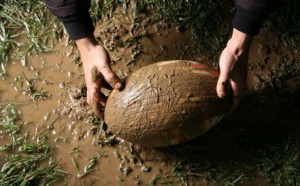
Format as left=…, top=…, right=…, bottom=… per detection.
left=216, top=28, right=253, bottom=115
left=76, top=35, right=122, bottom=119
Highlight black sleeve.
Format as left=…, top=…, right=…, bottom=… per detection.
left=44, top=0, right=94, bottom=40
left=233, top=0, right=281, bottom=35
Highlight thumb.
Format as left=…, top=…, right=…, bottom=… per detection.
left=100, top=67, right=122, bottom=90
left=216, top=70, right=230, bottom=99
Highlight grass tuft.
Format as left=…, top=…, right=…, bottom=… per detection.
left=0, top=103, right=65, bottom=185
left=0, top=0, right=62, bottom=79
left=0, top=103, right=20, bottom=134
left=0, top=154, right=63, bottom=186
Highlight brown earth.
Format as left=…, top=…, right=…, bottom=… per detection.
left=1, top=5, right=300, bottom=186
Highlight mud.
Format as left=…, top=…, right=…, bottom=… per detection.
left=1, top=2, right=300, bottom=186
left=105, top=60, right=231, bottom=147
left=1, top=16, right=204, bottom=185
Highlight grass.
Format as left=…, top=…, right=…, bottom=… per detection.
left=0, top=0, right=298, bottom=65
left=0, top=0, right=122, bottom=79
left=0, top=0, right=61, bottom=79
left=78, top=152, right=106, bottom=178
left=133, top=0, right=233, bottom=55
left=1, top=0, right=300, bottom=185
left=0, top=0, right=297, bottom=79
left=0, top=103, right=65, bottom=185
left=266, top=0, right=300, bottom=45
left=21, top=72, right=52, bottom=101
left=148, top=122, right=300, bottom=185
left=0, top=154, right=63, bottom=186
left=0, top=103, right=20, bottom=134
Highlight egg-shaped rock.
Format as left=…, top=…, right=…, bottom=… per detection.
left=104, top=60, right=231, bottom=147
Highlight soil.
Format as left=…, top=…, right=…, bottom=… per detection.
left=1, top=3, right=300, bottom=186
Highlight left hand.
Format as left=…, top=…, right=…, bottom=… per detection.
left=216, top=28, right=253, bottom=115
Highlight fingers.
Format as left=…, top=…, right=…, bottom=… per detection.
left=101, top=80, right=114, bottom=90
left=226, top=96, right=241, bottom=117
left=77, top=39, right=122, bottom=118
left=96, top=46, right=123, bottom=90
left=216, top=72, right=230, bottom=99
left=217, top=65, right=244, bottom=117
left=217, top=44, right=248, bottom=116
left=91, top=91, right=104, bottom=119
left=216, top=47, right=235, bottom=99
left=88, top=86, right=108, bottom=120
left=87, top=65, right=122, bottom=119
left=100, top=66, right=122, bottom=90
left=226, top=80, right=242, bottom=117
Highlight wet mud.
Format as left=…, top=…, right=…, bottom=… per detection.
left=1, top=3, right=300, bottom=186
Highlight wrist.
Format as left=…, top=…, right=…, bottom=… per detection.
left=75, top=34, right=98, bottom=53
left=227, top=28, right=253, bottom=56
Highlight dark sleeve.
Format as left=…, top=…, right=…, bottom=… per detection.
left=233, top=0, right=281, bottom=35
left=44, top=0, right=94, bottom=40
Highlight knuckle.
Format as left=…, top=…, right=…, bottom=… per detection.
left=105, top=72, right=115, bottom=81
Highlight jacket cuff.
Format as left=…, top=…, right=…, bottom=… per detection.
left=233, top=7, right=263, bottom=35
left=58, top=12, right=95, bottom=40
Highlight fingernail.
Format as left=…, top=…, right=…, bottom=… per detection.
left=115, top=82, right=122, bottom=89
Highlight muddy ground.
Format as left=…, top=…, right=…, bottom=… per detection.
left=1, top=2, right=300, bottom=186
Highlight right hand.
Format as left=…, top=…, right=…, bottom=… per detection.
left=76, top=35, right=122, bottom=119
left=216, top=28, right=253, bottom=115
